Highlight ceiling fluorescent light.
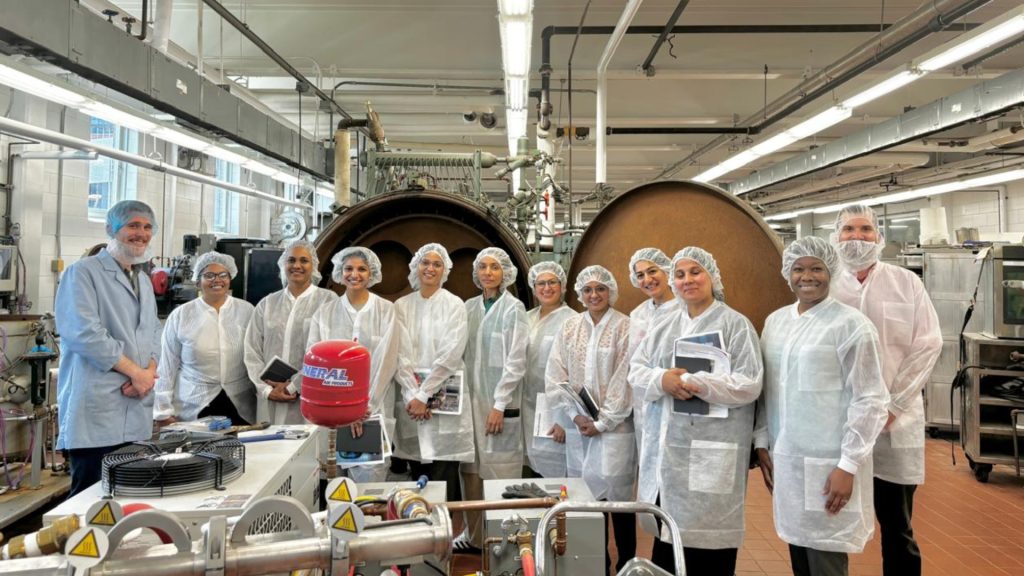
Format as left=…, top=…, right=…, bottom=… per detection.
left=506, top=108, right=528, bottom=141
left=919, top=9, right=1024, bottom=71
left=499, top=18, right=532, bottom=77
left=153, top=127, right=211, bottom=152
left=891, top=216, right=919, bottom=222
left=842, top=70, right=920, bottom=109
left=0, top=63, right=89, bottom=108
left=81, top=102, right=156, bottom=133
left=764, top=211, right=801, bottom=221
left=505, top=76, right=529, bottom=110
left=498, top=0, right=533, bottom=17
left=787, top=106, right=853, bottom=139
left=272, top=171, right=302, bottom=186
left=205, top=145, right=248, bottom=165
left=243, top=160, right=278, bottom=176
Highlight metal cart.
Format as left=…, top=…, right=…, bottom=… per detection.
left=961, top=332, right=1024, bottom=482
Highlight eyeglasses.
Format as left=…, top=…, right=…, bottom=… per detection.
left=535, top=279, right=561, bottom=288
left=201, top=272, right=231, bottom=281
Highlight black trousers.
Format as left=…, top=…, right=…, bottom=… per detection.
left=67, top=443, right=127, bottom=497
left=522, top=465, right=544, bottom=479
left=874, top=477, right=921, bottom=576
left=408, top=460, right=463, bottom=502
left=603, top=502, right=636, bottom=574
left=197, top=389, right=250, bottom=425
left=650, top=534, right=737, bottom=576
left=789, top=545, right=848, bottom=576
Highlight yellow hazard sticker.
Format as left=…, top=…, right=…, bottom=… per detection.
left=332, top=508, right=358, bottom=533
left=69, top=530, right=101, bottom=559
left=328, top=481, right=352, bottom=502
left=89, top=503, right=117, bottom=526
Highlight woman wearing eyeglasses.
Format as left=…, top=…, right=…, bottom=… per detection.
left=155, top=251, right=256, bottom=426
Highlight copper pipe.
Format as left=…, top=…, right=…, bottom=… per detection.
left=481, top=536, right=506, bottom=576
left=437, top=497, right=558, bottom=513
left=552, top=511, right=567, bottom=556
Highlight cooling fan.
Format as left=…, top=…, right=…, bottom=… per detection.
left=101, top=431, right=246, bottom=497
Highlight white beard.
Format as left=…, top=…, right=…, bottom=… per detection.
left=106, top=238, right=153, bottom=266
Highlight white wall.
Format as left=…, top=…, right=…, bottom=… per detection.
left=0, top=91, right=288, bottom=315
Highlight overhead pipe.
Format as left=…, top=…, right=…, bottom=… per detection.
left=596, top=0, right=645, bottom=186
left=895, top=125, right=1024, bottom=153
left=756, top=157, right=931, bottom=205
left=150, top=0, right=174, bottom=53
left=0, top=115, right=310, bottom=211
left=640, top=0, right=691, bottom=77
left=657, top=0, right=991, bottom=179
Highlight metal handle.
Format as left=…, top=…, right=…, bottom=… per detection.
left=533, top=501, right=685, bottom=576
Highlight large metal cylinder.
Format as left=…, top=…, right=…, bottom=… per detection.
left=567, top=180, right=791, bottom=331
left=314, top=190, right=533, bottom=304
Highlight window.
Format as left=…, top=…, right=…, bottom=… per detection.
left=87, top=117, right=138, bottom=221
left=213, top=160, right=241, bottom=234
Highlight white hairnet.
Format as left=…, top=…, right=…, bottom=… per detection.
left=471, top=247, right=517, bottom=291
left=331, top=246, right=383, bottom=288
left=408, top=243, right=453, bottom=290
left=574, top=265, right=619, bottom=305
left=106, top=200, right=157, bottom=238
left=628, top=248, right=671, bottom=288
left=782, top=236, right=840, bottom=281
left=528, top=261, right=567, bottom=295
left=833, top=204, right=880, bottom=232
left=830, top=203, right=886, bottom=272
left=670, top=246, right=725, bottom=302
left=192, top=251, right=238, bottom=282
left=278, top=239, right=322, bottom=287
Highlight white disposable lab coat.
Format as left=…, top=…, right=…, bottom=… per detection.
left=523, top=304, right=576, bottom=478
left=628, top=298, right=681, bottom=455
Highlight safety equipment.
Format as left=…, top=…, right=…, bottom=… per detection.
left=835, top=240, right=885, bottom=273
left=191, top=251, right=239, bottom=282
left=464, top=290, right=529, bottom=479
left=106, top=199, right=157, bottom=237
left=307, top=291, right=402, bottom=482
left=523, top=304, right=576, bottom=477
left=528, top=261, right=567, bottom=294
left=781, top=236, right=840, bottom=281
left=833, top=203, right=880, bottom=232
left=300, top=339, right=371, bottom=428
left=244, top=285, right=337, bottom=425
left=331, top=246, right=383, bottom=288
left=629, top=299, right=763, bottom=549
left=277, top=239, right=323, bottom=287
left=502, top=482, right=551, bottom=499
left=392, top=288, right=474, bottom=463
left=545, top=308, right=635, bottom=501
left=671, top=246, right=726, bottom=302
left=574, top=265, right=619, bottom=306
left=754, top=297, right=889, bottom=553
left=628, top=248, right=671, bottom=288
left=832, top=261, right=942, bottom=485
left=471, top=247, right=518, bottom=291
left=627, top=297, right=681, bottom=456
left=408, top=243, right=453, bottom=290
left=55, top=250, right=161, bottom=450
left=155, top=297, right=256, bottom=423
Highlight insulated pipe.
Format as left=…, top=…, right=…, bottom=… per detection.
left=0, top=116, right=309, bottom=211
left=657, top=0, right=991, bottom=178
left=596, top=0, right=645, bottom=186
left=151, top=0, right=174, bottom=53
left=335, top=128, right=351, bottom=207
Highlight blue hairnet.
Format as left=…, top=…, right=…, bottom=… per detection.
left=574, top=265, right=619, bottom=305
left=628, top=248, right=671, bottom=288
left=332, top=246, right=383, bottom=288
left=106, top=200, right=157, bottom=238
left=671, top=247, right=725, bottom=302
left=782, top=236, right=840, bottom=280
left=277, top=239, right=322, bottom=287
left=472, top=247, right=517, bottom=291
left=192, top=251, right=238, bottom=282
left=408, top=243, right=453, bottom=290
left=528, top=261, right=567, bottom=295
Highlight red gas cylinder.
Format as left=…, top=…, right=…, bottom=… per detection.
left=300, top=340, right=370, bottom=428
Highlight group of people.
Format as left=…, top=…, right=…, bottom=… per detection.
left=55, top=199, right=942, bottom=576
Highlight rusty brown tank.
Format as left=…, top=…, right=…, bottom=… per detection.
left=566, top=180, right=791, bottom=332
left=314, top=190, right=533, bottom=304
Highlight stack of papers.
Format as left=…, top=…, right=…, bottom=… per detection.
left=336, top=415, right=392, bottom=467
left=553, top=381, right=600, bottom=420
left=673, top=331, right=731, bottom=418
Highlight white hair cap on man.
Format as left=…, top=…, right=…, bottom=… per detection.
left=331, top=246, right=383, bottom=288
left=831, top=203, right=886, bottom=272
left=782, top=236, right=841, bottom=282
left=574, top=265, right=619, bottom=305
left=472, top=247, right=518, bottom=291
left=528, top=261, right=567, bottom=294
left=408, top=243, right=453, bottom=290
left=192, top=251, right=238, bottom=282
left=277, top=239, right=323, bottom=287
left=628, top=248, right=672, bottom=288
left=671, top=246, right=726, bottom=302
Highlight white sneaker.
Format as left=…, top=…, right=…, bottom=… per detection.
left=452, top=529, right=480, bottom=553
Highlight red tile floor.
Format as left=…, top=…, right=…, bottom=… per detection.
left=455, top=438, right=1024, bottom=575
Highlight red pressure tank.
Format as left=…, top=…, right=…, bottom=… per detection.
left=300, top=340, right=370, bottom=428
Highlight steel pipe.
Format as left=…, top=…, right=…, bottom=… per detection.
left=437, top=497, right=558, bottom=513
left=640, top=0, right=691, bottom=75
left=596, top=0, right=645, bottom=185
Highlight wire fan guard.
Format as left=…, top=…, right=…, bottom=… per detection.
left=102, top=431, right=245, bottom=497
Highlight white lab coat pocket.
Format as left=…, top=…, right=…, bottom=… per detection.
left=486, top=416, right=523, bottom=453
left=688, top=440, right=739, bottom=495
left=882, top=302, right=914, bottom=349
left=888, top=405, right=925, bottom=449
left=798, top=346, right=842, bottom=392
left=600, top=431, right=636, bottom=477
left=488, top=332, right=506, bottom=368
left=802, top=457, right=860, bottom=512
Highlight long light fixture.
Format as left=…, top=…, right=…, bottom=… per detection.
left=765, top=168, right=1024, bottom=220
left=497, top=0, right=534, bottom=167
left=696, top=5, right=1024, bottom=185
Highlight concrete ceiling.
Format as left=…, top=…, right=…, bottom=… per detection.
left=106, top=0, right=1024, bottom=211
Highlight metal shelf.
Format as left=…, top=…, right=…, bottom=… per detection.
left=978, top=423, right=1024, bottom=437
left=978, top=395, right=1024, bottom=408
left=977, top=368, right=1024, bottom=378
